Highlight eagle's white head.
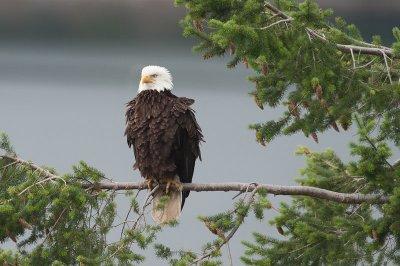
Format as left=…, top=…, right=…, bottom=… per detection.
left=138, top=65, right=173, bottom=93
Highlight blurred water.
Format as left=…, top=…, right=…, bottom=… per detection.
left=0, top=44, right=362, bottom=264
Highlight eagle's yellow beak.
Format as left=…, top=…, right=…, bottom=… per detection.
left=141, top=75, right=154, bottom=84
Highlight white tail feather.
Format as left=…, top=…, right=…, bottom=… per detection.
left=151, top=185, right=182, bottom=225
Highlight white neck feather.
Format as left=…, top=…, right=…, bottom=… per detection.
left=138, top=81, right=173, bottom=93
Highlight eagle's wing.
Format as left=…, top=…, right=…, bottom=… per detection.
left=125, top=98, right=139, bottom=168
left=173, top=97, right=203, bottom=208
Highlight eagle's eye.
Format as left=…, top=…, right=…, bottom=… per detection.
left=151, top=74, right=158, bottom=78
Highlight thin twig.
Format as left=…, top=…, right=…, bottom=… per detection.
left=0, top=155, right=58, bottom=180
left=260, top=18, right=293, bottom=29
left=350, top=48, right=356, bottom=69
left=18, top=175, right=67, bottom=196
left=131, top=184, right=160, bottom=230
left=120, top=190, right=141, bottom=239
left=192, top=187, right=260, bottom=264
left=354, top=58, right=376, bottom=69
left=382, top=51, right=393, bottom=84
left=226, top=243, right=233, bottom=266
left=42, top=208, right=67, bottom=244
left=1, top=161, right=18, bottom=169
left=354, top=116, right=394, bottom=171
left=101, top=186, right=159, bottom=264
left=393, top=159, right=400, bottom=168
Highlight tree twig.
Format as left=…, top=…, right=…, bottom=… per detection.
left=192, top=186, right=260, bottom=264
left=260, top=18, right=293, bottom=29
left=382, top=50, right=393, bottom=84
left=120, top=190, right=141, bottom=239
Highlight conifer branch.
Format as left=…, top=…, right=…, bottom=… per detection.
left=1, top=154, right=57, bottom=179
left=264, top=2, right=396, bottom=58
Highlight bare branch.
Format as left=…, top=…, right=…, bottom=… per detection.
left=260, top=18, right=293, bottom=29
left=82, top=181, right=388, bottom=204
left=382, top=51, right=393, bottom=84
left=350, top=48, right=356, bottom=69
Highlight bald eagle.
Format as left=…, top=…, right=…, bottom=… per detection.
left=125, top=66, right=203, bottom=224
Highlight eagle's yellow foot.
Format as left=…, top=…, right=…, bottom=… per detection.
left=165, top=178, right=183, bottom=194
left=145, top=177, right=156, bottom=191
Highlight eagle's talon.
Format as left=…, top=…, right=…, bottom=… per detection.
left=145, top=177, right=156, bottom=191
left=165, top=178, right=182, bottom=194
left=175, top=181, right=183, bottom=191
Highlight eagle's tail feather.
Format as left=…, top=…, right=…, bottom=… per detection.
left=151, top=177, right=182, bottom=225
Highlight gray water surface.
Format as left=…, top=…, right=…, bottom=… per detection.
left=0, top=44, right=357, bottom=265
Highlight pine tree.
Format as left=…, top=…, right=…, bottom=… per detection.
left=1, top=0, right=400, bottom=264
left=175, top=0, right=400, bottom=264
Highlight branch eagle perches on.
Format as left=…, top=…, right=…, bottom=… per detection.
left=0, top=154, right=389, bottom=204
left=81, top=181, right=388, bottom=204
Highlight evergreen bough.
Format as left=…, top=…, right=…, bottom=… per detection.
left=175, top=0, right=400, bottom=264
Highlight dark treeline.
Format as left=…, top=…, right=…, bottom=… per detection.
left=0, top=0, right=398, bottom=43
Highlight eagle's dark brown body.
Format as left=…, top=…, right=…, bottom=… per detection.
left=125, top=90, right=203, bottom=208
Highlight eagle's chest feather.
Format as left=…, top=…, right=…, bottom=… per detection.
left=125, top=90, right=202, bottom=181
left=134, top=94, right=178, bottom=142
left=125, top=91, right=183, bottom=178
